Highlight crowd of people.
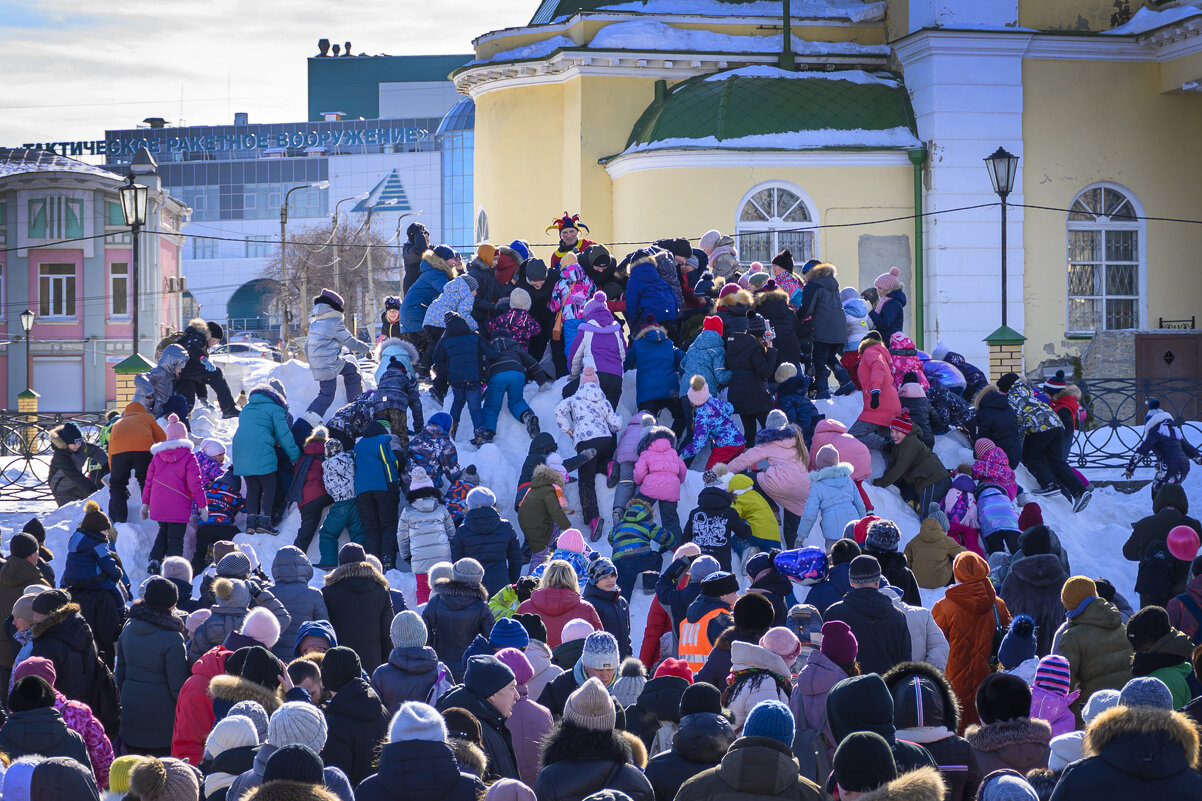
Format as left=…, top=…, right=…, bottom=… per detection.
left=20, top=213, right=1202, bottom=800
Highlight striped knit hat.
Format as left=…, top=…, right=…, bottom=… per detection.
left=1033, top=655, right=1072, bottom=696
left=974, top=438, right=997, bottom=460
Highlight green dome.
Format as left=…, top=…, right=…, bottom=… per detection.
left=621, top=66, right=920, bottom=154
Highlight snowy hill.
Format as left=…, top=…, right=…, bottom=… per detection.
left=23, top=356, right=1177, bottom=657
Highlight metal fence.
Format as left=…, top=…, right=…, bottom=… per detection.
left=0, top=412, right=109, bottom=501
left=1069, top=378, right=1202, bottom=469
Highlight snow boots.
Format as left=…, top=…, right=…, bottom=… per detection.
left=521, top=410, right=540, bottom=437
left=588, top=516, right=606, bottom=543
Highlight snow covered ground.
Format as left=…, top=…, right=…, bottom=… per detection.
left=7, top=356, right=1182, bottom=658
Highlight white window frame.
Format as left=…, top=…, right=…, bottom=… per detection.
left=1065, top=182, right=1147, bottom=335
left=39, top=263, right=77, bottom=319
left=110, top=262, right=130, bottom=319
left=734, top=180, right=820, bottom=267
left=245, top=234, right=273, bottom=258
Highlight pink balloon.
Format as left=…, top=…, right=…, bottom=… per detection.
left=1167, top=525, right=1201, bottom=562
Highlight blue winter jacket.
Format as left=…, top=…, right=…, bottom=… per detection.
left=423, top=276, right=478, bottom=331
left=1128, top=412, right=1201, bottom=475
left=680, top=397, right=745, bottom=460
left=292, top=619, right=338, bottom=658
left=233, top=388, right=301, bottom=476
left=354, top=423, right=400, bottom=493
left=776, top=374, right=823, bottom=447
left=431, top=314, right=484, bottom=385
left=805, top=561, right=852, bottom=615
left=625, top=257, right=679, bottom=323
left=400, top=252, right=455, bottom=332
left=678, top=329, right=731, bottom=397
left=795, top=463, right=866, bottom=544
left=63, top=526, right=123, bottom=593
left=869, top=289, right=906, bottom=342
left=625, top=325, right=684, bottom=404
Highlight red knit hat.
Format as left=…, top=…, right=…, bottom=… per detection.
left=974, top=438, right=997, bottom=460
left=890, top=410, right=913, bottom=435
left=1018, top=502, right=1044, bottom=531
left=852, top=515, right=881, bottom=545
left=653, top=657, right=694, bottom=684
left=702, top=315, right=723, bottom=336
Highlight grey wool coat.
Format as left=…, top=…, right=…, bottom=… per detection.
left=269, top=546, right=329, bottom=661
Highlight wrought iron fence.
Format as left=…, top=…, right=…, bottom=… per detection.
left=1069, top=378, right=1202, bottom=469
left=0, top=412, right=109, bottom=501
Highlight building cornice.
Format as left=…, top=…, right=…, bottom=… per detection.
left=893, top=25, right=1202, bottom=64
left=603, top=148, right=913, bottom=179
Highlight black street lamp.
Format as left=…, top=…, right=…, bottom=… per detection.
left=19, top=308, right=34, bottom=393
left=984, top=146, right=1020, bottom=327
left=119, top=173, right=149, bottom=357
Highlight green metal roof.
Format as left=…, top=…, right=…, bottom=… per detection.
left=307, top=54, right=471, bottom=121
left=622, top=67, right=918, bottom=153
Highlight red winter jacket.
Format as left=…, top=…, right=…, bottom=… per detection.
left=292, top=440, right=328, bottom=507
left=516, top=588, right=603, bottom=649
left=171, top=645, right=228, bottom=765
left=857, top=342, right=902, bottom=428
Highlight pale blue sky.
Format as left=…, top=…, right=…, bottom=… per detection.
left=0, top=0, right=542, bottom=147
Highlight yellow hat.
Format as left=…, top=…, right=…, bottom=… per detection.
left=108, top=755, right=146, bottom=794
left=1061, top=575, right=1098, bottom=611
left=476, top=243, right=497, bottom=265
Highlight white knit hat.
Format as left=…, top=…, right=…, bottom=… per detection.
left=241, top=606, right=281, bottom=649
left=268, top=701, right=328, bottom=753
left=561, top=618, right=595, bottom=644
left=389, top=701, right=448, bottom=743
left=205, top=714, right=258, bottom=759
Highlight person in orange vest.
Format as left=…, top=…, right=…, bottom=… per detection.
left=678, top=571, right=739, bottom=673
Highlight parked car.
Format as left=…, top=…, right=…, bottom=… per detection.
left=211, top=342, right=283, bottom=362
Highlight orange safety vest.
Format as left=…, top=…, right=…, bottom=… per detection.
left=678, top=608, right=725, bottom=672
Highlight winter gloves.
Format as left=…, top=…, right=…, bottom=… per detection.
left=140, top=505, right=150, bottom=520
left=870, top=390, right=880, bottom=409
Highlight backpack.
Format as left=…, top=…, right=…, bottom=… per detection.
left=1174, top=593, right=1202, bottom=647
left=789, top=685, right=832, bottom=786
left=1135, top=540, right=1177, bottom=605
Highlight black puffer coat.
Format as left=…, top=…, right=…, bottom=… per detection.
left=29, top=603, right=120, bottom=736
left=115, top=601, right=189, bottom=750
left=754, top=289, right=801, bottom=368
left=644, top=711, right=736, bottom=801
left=534, top=720, right=654, bottom=801
left=356, top=738, right=485, bottom=801
left=824, top=591, right=911, bottom=680
left=370, top=645, right=451, bottom=716
left=864, top=548, right=921, bottom=607
left=582, top=583, right=632, bottom=659
left=973, top=387, right=1023, bottom=469
left=1000, top=554, right=1068, bottom=656
left=0, top=706, right=92, bottom=769
left=321, top=677, right=388, bottom=785
left=452, top=507, right=523, bottom=596
left=437, top=683, right=521, bottom=782
left=625, top=675, right=690, bottom=751
left=1123, top=483, right=1202, bottom=607
left=724, top=332, right=777, bottom=416
left=422, top=580, right=495, bottom=682
left=322, top=561, right=393, bottom=672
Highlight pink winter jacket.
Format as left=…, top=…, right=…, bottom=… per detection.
left=56, top=690, right=114, bottom=787
left=728, top=439, right=811, bottom=515
left=142, top=439, right=206, bottom=523
left=857, top=343, right=902, bottom=428
left=633, top=437, right=688, bottom=502
left=1029, top=686, right=1079, bottom=737
left=889, top=332, right=929, bottom=390
left=972, top=448, right=1018, bottom=500
left=810, top=419, right=872, bottom=481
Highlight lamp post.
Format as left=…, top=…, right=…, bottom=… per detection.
left=19, top=308, right=34, bottom=393
left=118, top=173, right=149, bottom=356
left=984, top=146, right=1020, bottom=328
left=280, top=180, right=330, bottom=345
left=329, top=192, right=368, bottom=298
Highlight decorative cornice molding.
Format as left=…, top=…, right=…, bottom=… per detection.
left=603, top=148, right=913, bottom=179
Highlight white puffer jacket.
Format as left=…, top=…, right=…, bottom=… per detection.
left=398, top=494, right=455, bottom=573
left=554, top=382, right=622, bottom=445
left=726, top=641, right=793, bottom=733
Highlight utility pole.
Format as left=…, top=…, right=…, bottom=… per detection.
left=280, top=180, right=329, bottom=345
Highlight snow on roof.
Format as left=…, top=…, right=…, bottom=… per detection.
left=0, top=148, right=119, bottom=182
left=588, top=20, right=890, bottom=55
left=587, top=0, right=885, bottom=23
left=701, top=64, right=898, bottom=85
left=1104, top=3, right=1202, bottom=35
left=469, top=34, right=576, bottom=65
left=620, top=125, right=921, bottom=154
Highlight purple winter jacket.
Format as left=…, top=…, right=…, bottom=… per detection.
left=568, top=305, right=626, bottom=376
left=142, top=439, right=206, bottom=523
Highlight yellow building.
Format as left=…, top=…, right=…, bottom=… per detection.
left=456, top=0, right=1202, bottom=371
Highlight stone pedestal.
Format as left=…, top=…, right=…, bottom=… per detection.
left=113, top=354, right=154, bottom=407
left=17, top=389, right=39, bottom=452
left=985, top=325, right=1026, bottom=383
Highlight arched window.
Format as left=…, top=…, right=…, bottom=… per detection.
left=1066, top=184, right=1144, bottom=333
left=735, top=182, right=817, bottom=265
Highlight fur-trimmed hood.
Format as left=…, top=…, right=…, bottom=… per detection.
left=150, top=438, right=194, bottom=456
left=809, top=463, right=854, bottom=482
left=1084, top=705, right=1200, bottom=770
left=208, top=673, right=284, bottom=714
left=374, top=336, right=420, bottom=366
left=249, top=385, right=288, bottom=409
left=531, top=463, right=566, bottom=489
left=434, top=579, right=489, bottom=602
left=859, top=765, right=945, bottom=801
left=243, top=780, right=340, bottom=801
left=322, top=560, right=389, bottom=588
left=128, top=599, right=186, bottom=633
left=965, top=717, right=1052, bottom=753
left=634, top=323, right=669, bottom=341
left=448, top=738, right=488, bottom=778
left=807, top=263, right=836, bottom=280
left=186, top=317, right=210, bottom=337
left=31, top=602, right=83, bottom=640
left=882, top=660, right=962, bottom=733
left=973, top=384, right=1005, bottom=411
left=421, top=249, right=456, bottom=278
left=717, top=289, right=752, bottom=308
left=541, top=719, right=634, bottom=767
left=753, top=288, right=790, bottom=308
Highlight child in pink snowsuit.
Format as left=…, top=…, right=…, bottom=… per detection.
left=633, top=425, right=687, bottom=541
left=142, top=414, right=206, bottom=571
left=888, top=332, right=929, bottom=390
left=1029, top=654, right=1079, bottom=736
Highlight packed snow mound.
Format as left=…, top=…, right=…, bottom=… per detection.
left=25, top=357, right=1172, bottom=657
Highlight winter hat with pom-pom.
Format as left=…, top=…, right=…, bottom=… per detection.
left=389, top=701, right=448, bottom=743
left=813, top=444, right=840, bottom=470
left=557, top=528, right=586, bottom=554
left=760, top=627, right=802, bottom=664
left=998, top=615, right=1037, bottom=670
left=241, top=606, right=281, bottom=649
left=129, top=756, right=200, bottom=801
left=80, top=499, right=112, bottom=533
left=164, top=413, right=189, bottom=442
left=466, top=486, right=496, bottom=509
left=391, top=610, right=427, bottom=650
left=582, top=291, right=609, bottom=319
left=1043, top=370, right=1068, bottom=393
left=875, top=266, right=902, bottom=294
left=269, top=701, right=328, bottom=752
left=686, top=374, right=710, bottom=407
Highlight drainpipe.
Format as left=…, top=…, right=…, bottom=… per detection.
left=778, top=0, right=796, bottom=70
left=909, top=148, right=928, bottom=350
